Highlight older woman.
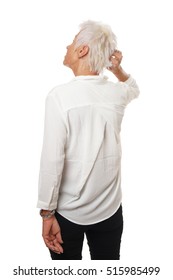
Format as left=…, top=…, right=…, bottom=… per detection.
left=37, top=20, right=139, bottom=260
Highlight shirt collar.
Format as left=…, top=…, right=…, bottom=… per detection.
left=71, top=75, right=108, bottom=81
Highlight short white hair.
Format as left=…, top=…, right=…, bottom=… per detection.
left=75, top=20, right=117, bottom=74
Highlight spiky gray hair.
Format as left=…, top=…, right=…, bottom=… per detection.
left=75, top=20, right=117, bottom=74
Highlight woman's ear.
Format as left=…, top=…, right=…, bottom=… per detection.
left=77, top=45, right=89, bottom=58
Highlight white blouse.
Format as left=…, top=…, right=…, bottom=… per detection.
left=37, top=75, right=139, bottom=225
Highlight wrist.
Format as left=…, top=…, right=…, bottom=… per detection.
left=40, top=209, right=56, bottom=219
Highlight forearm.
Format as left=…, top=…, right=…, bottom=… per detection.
left=111, top=65, right=129, bottom=82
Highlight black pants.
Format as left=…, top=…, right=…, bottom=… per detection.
left=50, top=205, right=123, bottom=260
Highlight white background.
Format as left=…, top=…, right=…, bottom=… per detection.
left=0, top=0, right=173, bottom=278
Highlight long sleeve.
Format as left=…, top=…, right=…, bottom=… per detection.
left=121, top=75, right=140, bottom=105
left=37, top=93, right=67, bottom=210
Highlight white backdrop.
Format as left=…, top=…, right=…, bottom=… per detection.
left=0, top=0, right=173, bottom=278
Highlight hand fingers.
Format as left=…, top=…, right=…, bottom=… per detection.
left=111, top=50, right=122, bottom=62
left=55, top=231, right=63, bottom=244
left=44, top=236, right=63, bottom=254
left=42, top=216, right=64, bottom=254
left=43, top=235, right=54, bottom=247
left=111, top=54, right=122, bottom=62
left=53, top=238, right=64, bottom=253
left=111, top=50, right=122, bottom=56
